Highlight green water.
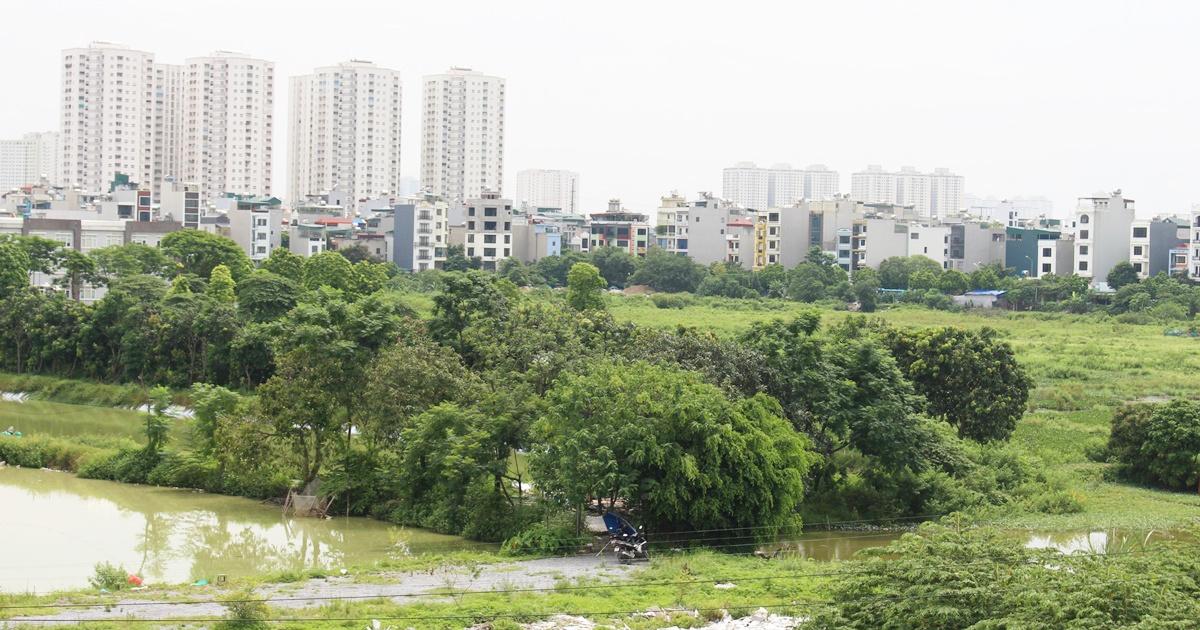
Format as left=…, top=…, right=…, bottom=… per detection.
left=0, top=467, right=491, bottom=593
left=0, top=399, right=186, bottom=443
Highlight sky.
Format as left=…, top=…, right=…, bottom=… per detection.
left=3, top=0, right=1197, bottom=218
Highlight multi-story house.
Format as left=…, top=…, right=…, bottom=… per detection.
left=392, top=195, right=449, bottom=272
left=463, top=190, right=513, bottom=270
left=289, top=60, right=403, bottom=205
left=213, top=195, right=282, bottom=263
left=589, top=199, right=650, bottom=256
left=1073, top=190, right=1135, bottom=286
left=1006, top=223, right=1073, bottom=278
left=421, top=68, right=505, bottom=207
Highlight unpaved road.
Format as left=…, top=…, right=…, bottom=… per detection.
left=2, top=556, right=635, bottom=627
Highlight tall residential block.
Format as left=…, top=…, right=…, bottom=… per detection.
left=180, top=51, right=274, bottom=199
left=290, top=60, right=403, bottom=205
left=721, top=162, right=840, bottom=210
left=515, top=168, right=579, bottom=214
left=61, top=43, right=274, bottom=202
left=0, top=132, right=61, bottom=190
left=420, top=68, right=505, bottom=206
left=850, top=165, right=964, bottom=220
left=60, top=42, right=157, bottom=195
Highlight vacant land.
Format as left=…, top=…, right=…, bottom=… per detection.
left=611, top=298, right=1200, bottom=529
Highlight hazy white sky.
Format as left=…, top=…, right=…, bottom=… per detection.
left=4, top=0, right=1197, bottom=216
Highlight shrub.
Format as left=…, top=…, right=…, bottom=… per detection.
left=1108, top=399, right=1200, bottom=492
left=650, top=292, right=695, bottom=309
left=0, top=435, right=111, bottom=470
left=88, top=562, right=128, bottom=591
left=216, top=589, right=269, bottom=629
left=500, top=522, right=585, bottom=556
left=1027, top=489, right=1085, bottom=514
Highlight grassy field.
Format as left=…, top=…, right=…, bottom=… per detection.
left=610, top=297, right=1200, bottom=529
left=0, top=399, right=188, bottom=443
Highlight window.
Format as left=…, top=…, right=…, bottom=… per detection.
left=484, top=207, right=497, bottom=217
left=1042, top=263, right=1052, bottom=273
left=1079, top=229, right=1089, bottom=239
left=910, top=233, right=919, bottom=239
left=1079, top=214, right=1089, bottom=224
left=1133, top=246, right=1143, bottom=256
left=1133, top=227, right=1147, bottom=238
left=1079, top=245, right=1088, bottom=255
left=1079, top=261, right=1088, bottom=271
left=483, top=247, right=496, bottom=257
left=1133, top=263, right=1143, bottom=272
left=1042, top=247, right=1052, bottom=257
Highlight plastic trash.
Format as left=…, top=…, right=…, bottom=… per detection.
left=192, top=579, right=209, bottom=586
left=126, top=574, right=143, bottom=586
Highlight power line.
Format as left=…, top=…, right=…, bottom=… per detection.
left=0, top=545, right=1179, bottom=612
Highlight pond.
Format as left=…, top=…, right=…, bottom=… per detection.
left=0, top=466, right=491, bottom=593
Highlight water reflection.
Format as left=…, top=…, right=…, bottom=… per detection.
left=0, top=467, right=490, bottom=593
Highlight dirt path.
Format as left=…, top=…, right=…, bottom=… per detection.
left=2, top=556, right=635, bottom=627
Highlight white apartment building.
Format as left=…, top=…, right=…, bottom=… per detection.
left=463, top=190, right=513, bottom=270
left=420, top=68, right=505, bottom=206
left=180, top=51, right=274, bottom=199
left=61, top=44, right=274, bottom=202
left=1073, top=190, right=1135, bottom=285
left=721, top=162, right=840, bottom=210
left=0, top=132, right=61, bottom=190
left=515, top=169, right=579, bottom=214
left=851, top=165, right=964, bottom=220
left=289, top=60, right=403, bottom=205
left=60, top=42, right=157, bottom=195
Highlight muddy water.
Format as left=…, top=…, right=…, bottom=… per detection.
left=0, top=466, right=491, bottom=593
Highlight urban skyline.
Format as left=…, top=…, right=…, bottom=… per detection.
left=3, top=1, right=1199, bottom=217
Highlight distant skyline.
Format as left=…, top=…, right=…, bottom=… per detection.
left=4, top=0, right=1197, bottom=217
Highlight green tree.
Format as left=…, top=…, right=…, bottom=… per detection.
left=589, top=247, right=639, bottom=288
left=937, top=269, right=970, bottom=295
left=301, top=251, right=357, bottom=293
left=969, top=264, right=1003, bottom=290
left=886, top=326, right=1032, bottom=441
left=697, top=264, right=757, bottom=299
left=530, top=360, right=818, bottom=533
left=160, top=230, right=252, bottom=280
left=235, top=271, right=299, bottom=322
left=260, top=247, right=303, bottom=282
left=206, top=264, right=237, bottom=303
left=907, top=268, right=941, bottom=292
left=566, top=262, right=606, bottom=311
left=851, top=267, right=881, bottom=312
left=189, top=383, right=241, bottom=456
left=429, top=271, right=512, bottom=359
left=1107, top=260, right=1140, bottom=290
left=144, top=386, right=173, bottom=456
left=443, top=244, right=481, bottom=272
left=357, top=335, right=477, bottom=450
left=533, top=251, right=588, bottom=287
left=335, top=244, right=376, bottom=263
left=1108, top=400, right=1200, bottom=493
left=0, top=241, right=32, bottom=297
left=89, top=243, right=175, bottom=281
left=629, top=248, right=706, bottom=293
left=352, top=260, right=391, bottom=295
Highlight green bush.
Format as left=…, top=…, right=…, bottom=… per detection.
left=650, top=292, right=696, bottom=309
left=0, top=372, right=184, bottom=408
left=146, top=452, right=220, bottom=489
left=1026, top=489, right=1085, bottom=514
left=216, top=589, right=269, bottom=629
left=500, top=522, right=586, bottom=556
left=88, top=562, right=128, bottom=591
left=0, top=434, right=112, bottom=470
